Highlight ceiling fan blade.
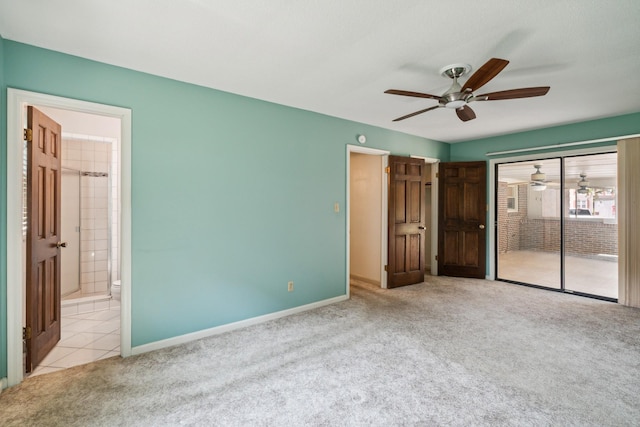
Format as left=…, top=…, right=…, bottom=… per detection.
left=385, top=89, right=441, bottom=100
left=455, top=105, right=476, bottom=122
left=461, top=58, right=509, bottom=92
left=392, top=105, right=440, bottom=122
left=476, top=86, right=550, bottom=101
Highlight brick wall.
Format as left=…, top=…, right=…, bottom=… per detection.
left=498, top=183, right=529, bottom=253
left=497, top=182, right=618, bottom=257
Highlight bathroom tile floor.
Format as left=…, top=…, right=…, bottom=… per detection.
left=30, top=303, right=121, bottom=377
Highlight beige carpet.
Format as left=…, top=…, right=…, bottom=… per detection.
left=1, top=276, right=639, bottom=426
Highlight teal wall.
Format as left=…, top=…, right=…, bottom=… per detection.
left=450, top=113, right=640, bottom=273
left=449, top=113, right=640, bottom=161
left=0, top=40, right=449, bottom=377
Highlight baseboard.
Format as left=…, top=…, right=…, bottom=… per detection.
left=350, top=274, right=380, bottom=287
left=1, top=377, right=7, bottom=392
left=131, top=294, right=349, bottom=356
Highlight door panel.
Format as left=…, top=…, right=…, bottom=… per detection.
left=388, top=156, right=427, bottom=288
left=438, top=161, right=487, bottom=278
left=26, top=106, right=62, bottom=373
left=563, top=153, right=618, bottom=298
left=496, top=160, right=561, bottom=289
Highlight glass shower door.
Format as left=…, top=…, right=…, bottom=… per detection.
left=61, top=168, right=81, bottom=296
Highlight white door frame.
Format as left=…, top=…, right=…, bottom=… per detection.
left=5, top=88, right=132, bottom=387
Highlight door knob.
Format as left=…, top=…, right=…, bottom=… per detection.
left=479, top=224, right=485, bottom=230
left=56, top=242, right=68, bottom=248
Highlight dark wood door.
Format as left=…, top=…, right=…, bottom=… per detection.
left=388, top=156, right=427, bottom=288
left=438, top=161, right=487, bottom=278
left=26, top=106, right=63, bottom=373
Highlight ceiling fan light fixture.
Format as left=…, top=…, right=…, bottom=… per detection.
left=446, top=99, right=466, bottom=109
left=532, top=183, right=547, bottom=191
left=441, top=92, right=474, bottom=109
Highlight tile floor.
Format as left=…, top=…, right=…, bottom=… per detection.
left=498, top=250, right=618, bottom=299
left=30, top=301, right=121, bottom=377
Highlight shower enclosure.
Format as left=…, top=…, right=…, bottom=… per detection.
left=60, top=136, right=118, bottom=300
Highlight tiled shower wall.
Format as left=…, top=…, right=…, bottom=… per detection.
left=61, top=135, right=119, bottom=299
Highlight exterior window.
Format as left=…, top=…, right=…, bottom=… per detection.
left=507, top=185, right=518, bottom=212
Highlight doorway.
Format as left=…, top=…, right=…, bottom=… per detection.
left=495, top=151, right=618, bottom=300
left=29, top=106, right=121, bottom=376
left=6, top=89, right=132, bottom=387
left=347, top=146, right=389, bottom=292
left=346, top=145, right=439, bottom=294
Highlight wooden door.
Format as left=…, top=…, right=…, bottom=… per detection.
left=388, top=156, right=427, bottom=288
left=25, top=106, right=63, bottom=373
left=438, top=161, right=487, bottom=278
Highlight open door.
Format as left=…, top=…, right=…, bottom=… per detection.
left=25, top=106, right=63, bottom=373
left=387, top=156, right=427, bottom=288
left=438, top=161, right=487, bottom=278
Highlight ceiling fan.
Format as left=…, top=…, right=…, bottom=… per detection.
left=530, top=164, right=551, bottom=191
left=577, top=172, right=590, bottom=194
left=385, top=58, right=550, bottom=122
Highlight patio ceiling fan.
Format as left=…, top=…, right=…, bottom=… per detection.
left=530, top=164, right=550, bottom=191
left=577, top=172, right=590, bottom=194
left=385, top=57, right=550, bottom=122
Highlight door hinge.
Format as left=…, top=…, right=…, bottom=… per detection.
left=23, top=326, right=32, bottom=340
left=385, top=166, right=390, bottom=174
left=24, top=128, right=33, bottom=142
left=435, top=172, right=439, bottom=178
left=435, top=255, right=438, bottom=261
left=384, top=265, right=388, bottom=271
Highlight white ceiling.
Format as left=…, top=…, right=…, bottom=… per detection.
left=1, top=0, right=639, bottom=143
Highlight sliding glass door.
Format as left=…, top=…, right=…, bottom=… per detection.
left=496, top=152, right=618, bottom=300
left=497, top=159, right=561, bottom=289
left=563, top=153, right=618, bottom=298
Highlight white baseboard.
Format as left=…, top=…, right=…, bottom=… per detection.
left=131, top=294, right=349, bottom=356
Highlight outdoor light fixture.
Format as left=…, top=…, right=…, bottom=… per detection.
left=531, top=182, right=547, bottom=191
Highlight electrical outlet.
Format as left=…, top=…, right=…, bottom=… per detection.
left=288, top=281, right=294, bottom=292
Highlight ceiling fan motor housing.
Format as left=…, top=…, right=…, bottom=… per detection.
left=440, top=92, right=473, bottom=109
left=531, top=165, right=546, bottom=181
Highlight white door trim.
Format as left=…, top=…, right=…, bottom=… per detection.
left=6, top=88, right=132, bottom=387
left=346, top=144, right=390, bottom=296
